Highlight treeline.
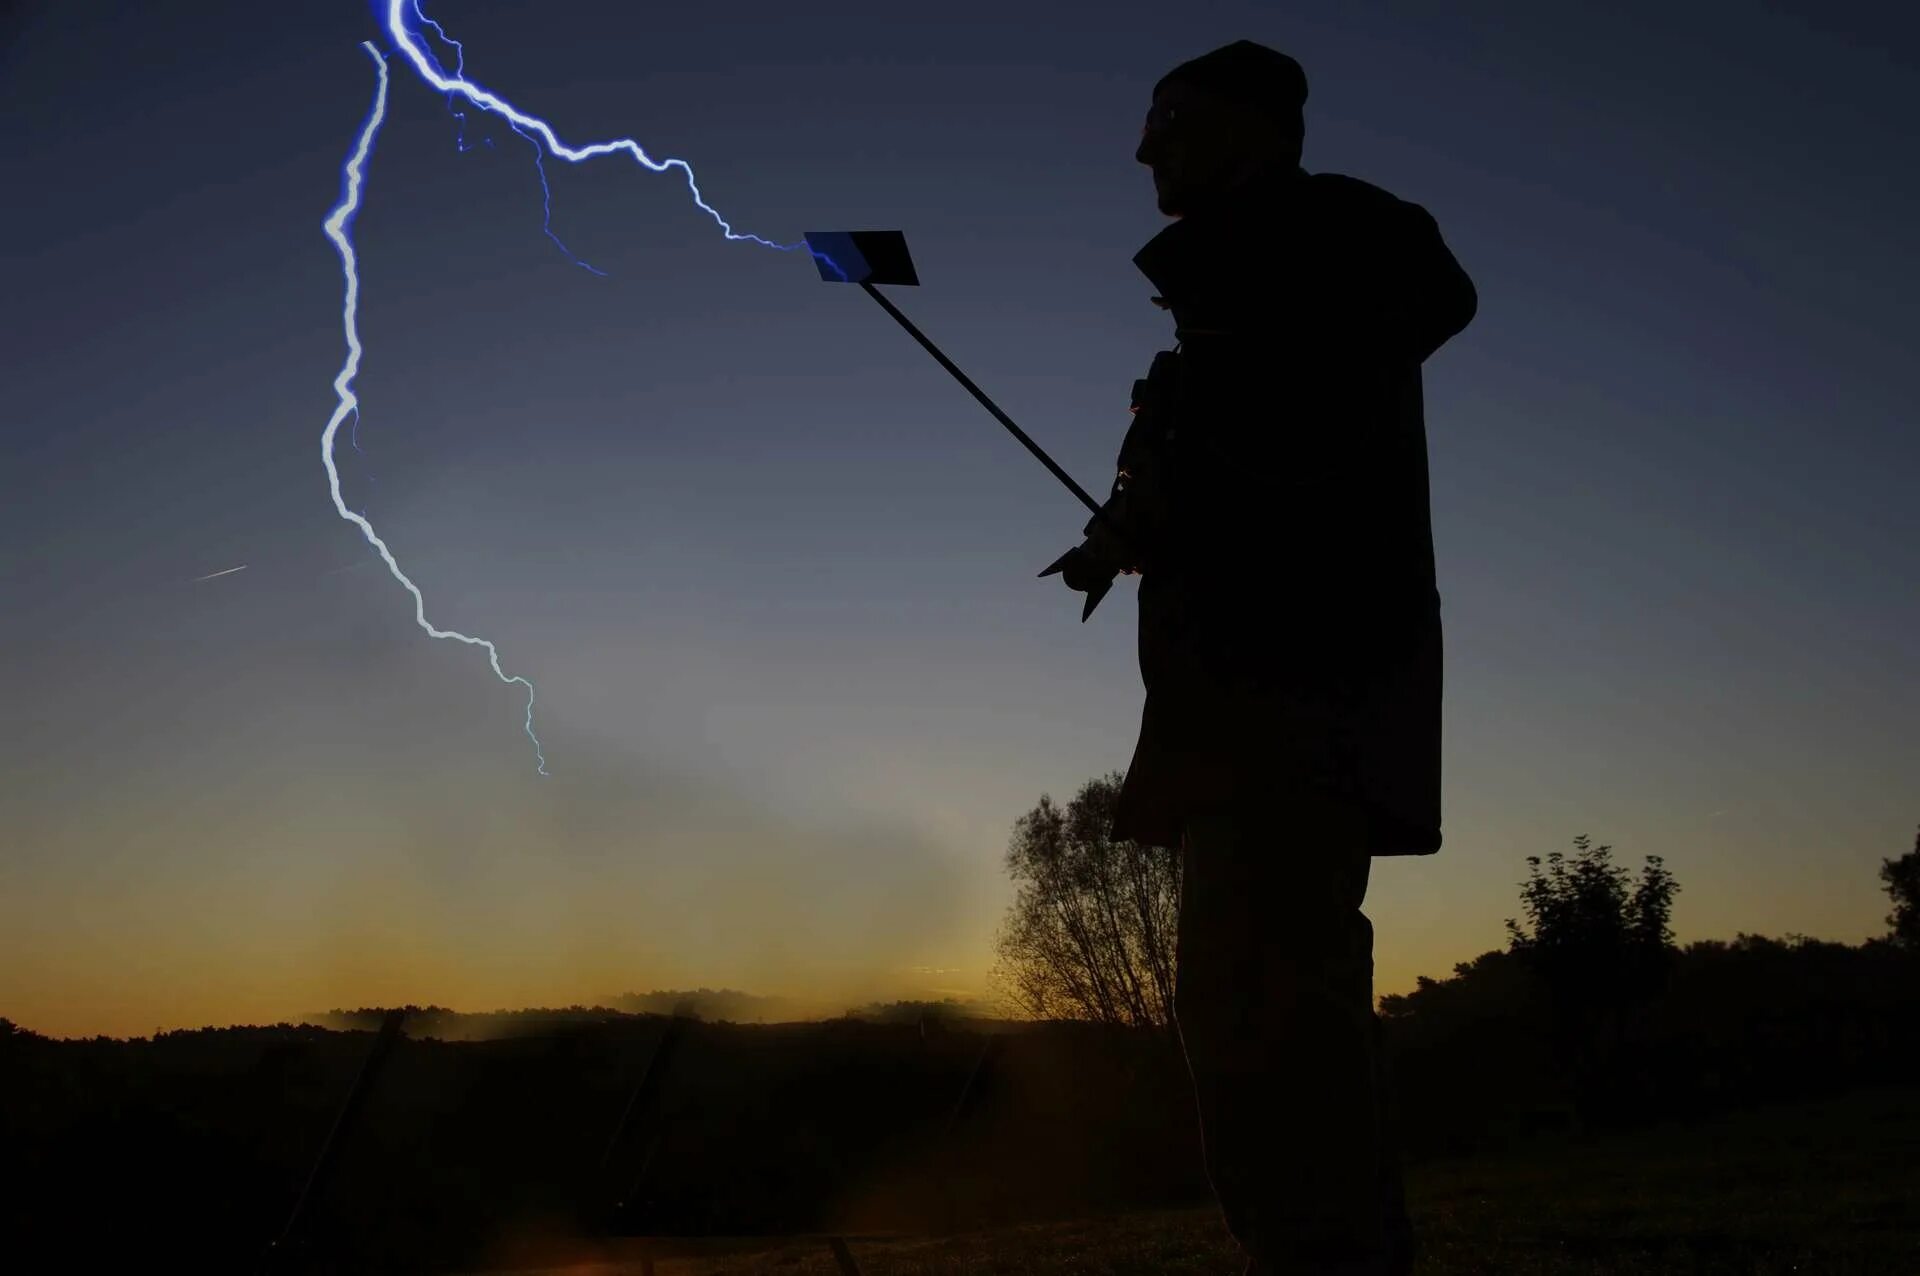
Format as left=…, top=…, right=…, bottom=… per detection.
left=1381, top=931, right=1920, bottom=1155
left=319, top=993, right=988, bottom=1039
left=0, top=1011, right=1197, bottom=1273
left=5, top=930, right=1917, bottom=1271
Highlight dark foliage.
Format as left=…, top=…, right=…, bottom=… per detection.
left=0, top=1011, right=1202, bottom=1274
left=1882, top=825, right=1920, bottom=948
left=1504, top=835, right=1679, bottom=1008
left=1381, top=932, right=1920, bottom=1152
left=1497, top=835, right=1681, bottom=1114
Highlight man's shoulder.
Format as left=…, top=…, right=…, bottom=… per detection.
left=1303, top=170, right=1414, bottom=215
left=1297, top=171, right=1446, bottom=256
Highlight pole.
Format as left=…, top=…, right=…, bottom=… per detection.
left=858, top=282, right=1104, bottom=519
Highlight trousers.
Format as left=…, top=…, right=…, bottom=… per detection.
left=1174, top=799, right=1414, bottom=1275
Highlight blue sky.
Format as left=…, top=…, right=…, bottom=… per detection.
left=2, top=0, right=1914, bottom=1035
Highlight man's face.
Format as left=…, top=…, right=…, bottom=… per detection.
left=1135, top=80, right=1279, bottom=217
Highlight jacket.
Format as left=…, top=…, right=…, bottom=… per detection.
left=1108, top=163, right=1477, bottom=855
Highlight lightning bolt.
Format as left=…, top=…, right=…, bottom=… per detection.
left=382, top=0, right=801, bottom=251
left=403, top=1, right=473, bottom=152
left=404, top=1, right=606, bottom=276
left=325, top=4, right=823, bottom=775
left=323, top=44, right=549, bottom=774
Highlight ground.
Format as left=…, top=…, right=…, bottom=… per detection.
left=498, top=1085, right=1920, bottom=1274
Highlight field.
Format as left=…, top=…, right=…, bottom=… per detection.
left=511, top=1085, right=1920, bottom=1275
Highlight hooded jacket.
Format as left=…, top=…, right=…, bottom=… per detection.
left=1109, top=164, right=1477, bottom=855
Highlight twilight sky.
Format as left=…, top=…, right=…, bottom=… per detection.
left=3, top=0, right=1915, bottom=1038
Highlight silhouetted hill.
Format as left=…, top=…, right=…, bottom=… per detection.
left=5, top=934, right=1914, bottom=1271
left=311, top=992, right=995, bottom=1040
left=1, top=1010, right=1193, bottom=1273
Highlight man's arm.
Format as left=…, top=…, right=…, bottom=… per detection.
left=1397, top=200, right=1477, bottom=364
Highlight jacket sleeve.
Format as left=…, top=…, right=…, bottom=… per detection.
left=1397, top=201, right=1477, bottom=363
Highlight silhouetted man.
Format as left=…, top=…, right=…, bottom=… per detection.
left=1045, top=40, right=1477, bottom=1276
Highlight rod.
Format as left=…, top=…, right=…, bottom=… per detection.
left=858, top=281, right=1104, bottom=519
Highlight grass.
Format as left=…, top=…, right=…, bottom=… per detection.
left=497, top=1085, right=1920, bottom=1274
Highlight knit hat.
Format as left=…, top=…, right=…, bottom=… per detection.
left=1154, top=40, right=1307, bottom=134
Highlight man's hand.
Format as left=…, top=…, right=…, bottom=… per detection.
left=1039, top=514, right=1136, bottom=622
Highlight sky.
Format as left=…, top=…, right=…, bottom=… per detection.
left=2, top=0, right=1915, bottom=1038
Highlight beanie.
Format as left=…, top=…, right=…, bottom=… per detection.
left=1155, top=40, right=1307, bottom=135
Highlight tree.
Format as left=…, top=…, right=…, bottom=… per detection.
left=991, top=774, right=1180, bottom=1032
left=1504, top=835, right=1680, bottom=1077
left=1880, top=825, right=1920, bottom=948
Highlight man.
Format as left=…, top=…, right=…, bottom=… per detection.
left=1044, top=40, right=1477, bottom=1276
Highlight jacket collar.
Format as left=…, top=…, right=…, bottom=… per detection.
left=1132, top=163, right=1307, bottom=308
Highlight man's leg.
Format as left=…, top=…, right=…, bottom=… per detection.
left=1174, top=798, right=1412, bottom=1274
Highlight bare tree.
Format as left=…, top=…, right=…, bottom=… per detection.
left=991, top=774, right=1179, bottom=1032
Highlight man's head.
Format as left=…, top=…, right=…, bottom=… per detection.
left=1136, top=41, right=1307, bottom=217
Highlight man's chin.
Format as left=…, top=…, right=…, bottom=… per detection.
left=1155, top=190, right=1186, bottom=218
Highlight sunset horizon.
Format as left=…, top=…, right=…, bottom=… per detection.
left=6, top=0, right=1912, bottom=1054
